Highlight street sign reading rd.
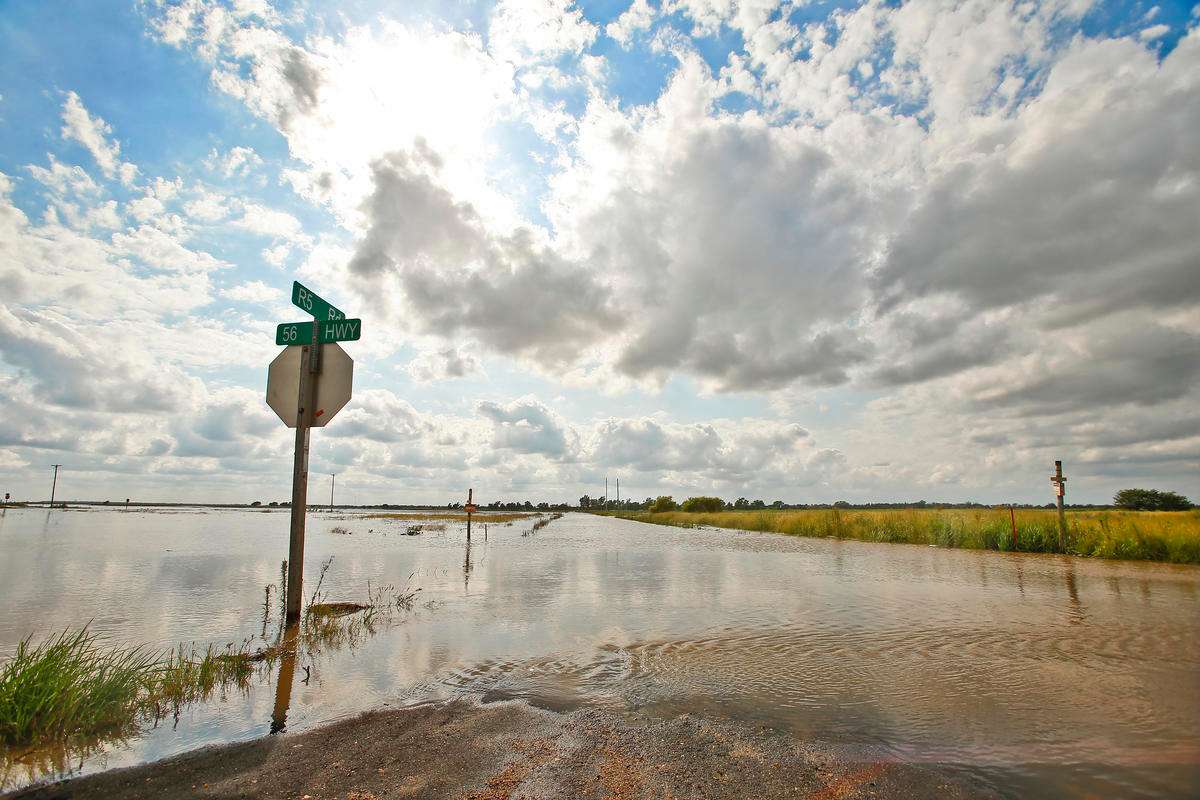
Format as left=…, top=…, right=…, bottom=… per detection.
left=266, top=343, right=354, bottom=428
left=276, top=318, right=363, bottom=346
left=292, top=280, right=345, bottom=321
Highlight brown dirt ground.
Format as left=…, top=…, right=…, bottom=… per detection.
left=8, top=702, right=993, bottom=800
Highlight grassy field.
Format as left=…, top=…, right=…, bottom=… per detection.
left=606, top=508, right=1200, bottom=564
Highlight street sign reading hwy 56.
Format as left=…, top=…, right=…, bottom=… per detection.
left=276, top=318, right=362, bottom=345
left=292, top=280, right=345, bottom=321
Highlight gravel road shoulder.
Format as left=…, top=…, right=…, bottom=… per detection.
left=9, top=701, right=992, bottom=800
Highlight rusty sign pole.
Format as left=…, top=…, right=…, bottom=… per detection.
left=466, top=488, right=473, bottom=542
left=285, top=321, right=320, bottom=623
left=1051, top=460, right=1067, bottom=553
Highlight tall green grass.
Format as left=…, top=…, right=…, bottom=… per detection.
left=0, top=629, right=156, bottom=748
left=608, top=508, right=1200, bottom=564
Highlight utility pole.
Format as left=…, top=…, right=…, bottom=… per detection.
left=50, top=464, right=62, bottom=508
left=616, top=478, right=620, bottom=506
left=605, top=477, right=608, bottom=508
left=330, top=473, right=336, bottom=511
left=1050, top=460, right=1067, bottom=552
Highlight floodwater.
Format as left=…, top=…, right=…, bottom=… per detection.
left=1, top=507, right=1198, bottom=798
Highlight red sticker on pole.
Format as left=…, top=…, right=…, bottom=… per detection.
left=465, top=504, right=478, bottom=514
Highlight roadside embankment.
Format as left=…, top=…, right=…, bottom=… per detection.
left=7, top=700, right=990, bottom=800
left=604, top=508, right=1200, bottom=564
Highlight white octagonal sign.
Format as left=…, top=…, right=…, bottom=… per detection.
left=266, top=343, right=353, bottom=428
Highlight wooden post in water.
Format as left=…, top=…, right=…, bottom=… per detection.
left=1009, top=504, right=1018, bottom=551
left=466, top=488, right=473, bottom=542
left=1050, top=460, right=1067, bottom=553
left=286, top=324, right=320, bottom=623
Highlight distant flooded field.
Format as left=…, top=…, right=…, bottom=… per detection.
left=1, top=507, right=1197, bottom=797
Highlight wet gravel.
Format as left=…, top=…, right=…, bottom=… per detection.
left=9, top=700, right=992, bottom=800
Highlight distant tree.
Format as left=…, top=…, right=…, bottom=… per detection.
left=579, top=495, right=592, bottom=508
left=750, top=499, right=766, bottom=509
left=649, top=496, right=678, bottom=513
left=833, top=500, right=851, bottom=508
left=770, top=500, right=785, bottom=509
left=1114, top=489, right=1192, bottom=511
left=734, top=497, right=749, bottom=509
left=250, top=500, right=261, bottom=507
left=681, top=496, right=725, bottom=513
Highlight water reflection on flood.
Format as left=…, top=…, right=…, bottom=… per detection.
left=1, top=507, right=1198, bottom=798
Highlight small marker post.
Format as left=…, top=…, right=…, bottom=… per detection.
left=465, top=488, right=474, bottom=542
left=1050, top=461, right=1067, bottom=553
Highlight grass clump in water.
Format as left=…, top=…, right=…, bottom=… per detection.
left=364, top=512, right=534, bottom=523
left=0, top=629, right=155, bottom=748
left=149, top=643, right=258, bottom=714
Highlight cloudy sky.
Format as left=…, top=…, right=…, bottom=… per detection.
left=1, top=0, right=1196, bottom=506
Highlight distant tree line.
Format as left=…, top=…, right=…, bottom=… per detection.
left=578, top=491, right=1194, bottom=512
left=245, top=488, right=1191, bottom=512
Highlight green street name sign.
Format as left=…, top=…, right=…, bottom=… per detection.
left=276, top=318, right=363, bottom=346
left=292, top=281, right=345, bottom=321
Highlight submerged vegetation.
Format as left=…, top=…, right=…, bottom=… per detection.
left=0, top=560, right=423, bottom=777
left=363, top=511, right=535, bottom=523
left=608, top=508, right=1200, bottom=564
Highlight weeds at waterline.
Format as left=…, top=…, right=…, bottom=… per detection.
left=0, top=629, right=155, bottom=749
left=363, top=511, right=535, bottom=523
left=523, top=512, right=563, bottom=536
left=2, top=564, right=423, bottom=772
left=606, top=508, right=1200, bottom=564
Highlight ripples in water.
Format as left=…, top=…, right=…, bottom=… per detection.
left=1, top=508, right=1198, bottom=798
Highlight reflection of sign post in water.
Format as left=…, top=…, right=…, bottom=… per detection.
left=1050, top=460, right=1067, bottom=552
left=265, top=281, right=357, bottom=623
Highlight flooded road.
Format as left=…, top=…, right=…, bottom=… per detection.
left=1, top=507, right=1197, bottom=797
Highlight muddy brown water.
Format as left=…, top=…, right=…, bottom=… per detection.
left=0, top=507, right=1197, bottom=797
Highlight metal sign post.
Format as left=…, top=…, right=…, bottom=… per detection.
left=285, top=319, right=319, bottom=623
left=267, top=282, right=354, bottom=625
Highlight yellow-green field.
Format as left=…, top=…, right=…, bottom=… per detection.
left=606, top=508, right=1200, bottom=564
